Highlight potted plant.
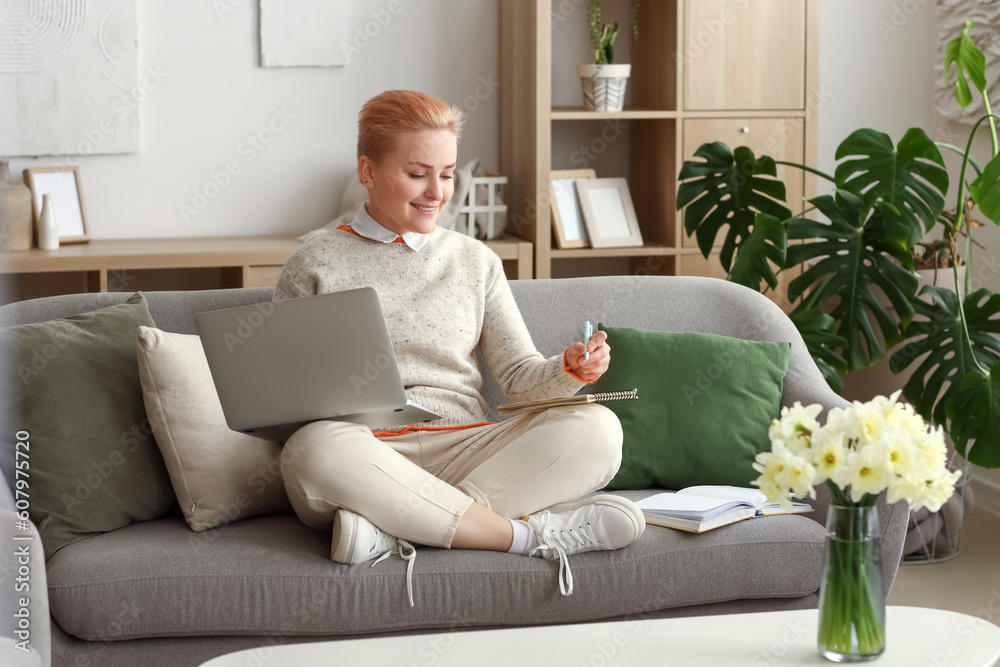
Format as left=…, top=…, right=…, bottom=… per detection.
left=675, top=23, right=1000, bottom=493
left=577, top=0, right=640, bottom=112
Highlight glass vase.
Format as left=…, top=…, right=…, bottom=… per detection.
left=817, top=505, right=886, bottom=662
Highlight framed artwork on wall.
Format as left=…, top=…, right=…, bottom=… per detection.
left=549, top=169, right=596, bottom=249
left=23, top=166, right=90, bottom=244
left=575, top=177, right=643, bottom=248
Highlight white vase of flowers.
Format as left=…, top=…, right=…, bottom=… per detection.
left=753, top=393, right=960, bottom=661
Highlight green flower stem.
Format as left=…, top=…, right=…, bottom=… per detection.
left=818, top=503, right=886, bottom=659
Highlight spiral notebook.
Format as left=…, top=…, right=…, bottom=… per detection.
left=497, top=388, right=638, bottom=416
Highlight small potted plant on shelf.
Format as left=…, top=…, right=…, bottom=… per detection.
left=577, top=0, right=640, bottom=112
left=675, top=21, right=1000, bottom=560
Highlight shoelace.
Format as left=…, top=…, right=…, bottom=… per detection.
left=528, top=510, right=601, bottom=596
left=372, top=538, right=417, bottom=607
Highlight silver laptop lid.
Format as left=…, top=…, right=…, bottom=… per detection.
left=195, top=287, right=426, bottom=436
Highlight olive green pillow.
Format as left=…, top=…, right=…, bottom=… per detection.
left=594, top=324, right=791, bottom=491
left=0, top=292, right=175, bottom=559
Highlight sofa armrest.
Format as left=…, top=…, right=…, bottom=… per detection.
left=0, top=511, right=50, bottom=667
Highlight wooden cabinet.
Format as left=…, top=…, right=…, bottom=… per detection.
left=683, top=0, right=807, bottom=111
left=681, top=117, right=806, bottom=247
left=499, top=0, right=817, bottom=284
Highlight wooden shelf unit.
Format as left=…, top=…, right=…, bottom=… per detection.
left=0, top=235, right=534, bottom=305
left=499, top=0, right=818, bottom=281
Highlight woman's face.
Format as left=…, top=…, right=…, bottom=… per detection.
left=360, top=129, right=457, bottom=236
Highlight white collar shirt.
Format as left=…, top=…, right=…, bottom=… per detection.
left=348, top=203, right=431, bottom=252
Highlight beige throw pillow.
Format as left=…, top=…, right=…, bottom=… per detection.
left=136, top=326, right=289, bottom=531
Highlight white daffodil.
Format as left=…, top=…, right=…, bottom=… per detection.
left=854, top=403, right=888, bottom=447
left=918, top=468, right=962, bottom=513
left=769, top=402, right=822, bottom=455
left=887, top=472, right=925, bottom=506
left=842, top=443, right=893, bottom=502
left=915, top=427, right=948, bottom=473
left=883, top=429, right=919, bottom=477
left=754, top=393, right=955, bottom=512
left=811, top=433, right=846, bottom=484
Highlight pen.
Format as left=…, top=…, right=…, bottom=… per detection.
left=584, top=320, right=593, bottom=361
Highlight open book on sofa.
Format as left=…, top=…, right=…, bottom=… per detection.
left=635, top=485, right=812, bottom=533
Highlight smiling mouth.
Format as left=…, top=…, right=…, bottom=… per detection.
left=411, top=203, right=438, bottom=213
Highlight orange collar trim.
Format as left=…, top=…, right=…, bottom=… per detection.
left=372, top=421, right=497, bottom=438
left=337, top=224, right=406, bottom=244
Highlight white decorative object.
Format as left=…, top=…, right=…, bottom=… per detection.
left=457, top=176, right=507, bottom=240
left=0, top=0, right=139, bottom=156
left=935, top=0, right=1000, bottom=122
left=38, top=194, right=59, bottom=250
left=260, top=0, right=349, bottom=68
left=577, top=64, right=631, bottom=112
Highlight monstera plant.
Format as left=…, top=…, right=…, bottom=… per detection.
left=676, top=21, right=1000, bottom=469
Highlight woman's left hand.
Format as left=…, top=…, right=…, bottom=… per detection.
left=564, top=329, right=611, bottom=382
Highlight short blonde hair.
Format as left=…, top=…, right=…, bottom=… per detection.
left=357, top=90, right=464, bottom=162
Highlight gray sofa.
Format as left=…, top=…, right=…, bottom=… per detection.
left=0, top=275, right=909, bottom=667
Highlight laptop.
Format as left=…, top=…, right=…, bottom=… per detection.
left=195, top=287, right=440, bottom=442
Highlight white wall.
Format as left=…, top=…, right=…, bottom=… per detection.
left=819, top=0, right=1000, bottom=512
left=6, top=0, right=500, bottom=239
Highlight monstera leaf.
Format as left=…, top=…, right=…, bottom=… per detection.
left=889, top=286, right=1000, bottom=430
left=948, top=363, right=1000, bottom=468
left=834, top=128, right=949, bottom=246
left=727, top=213, right=787, bottom=292
left=677, top=142, right=791, bottom=272
left=969, top=151, right=1000, bottom=225
left=943, top=20, right=987, bottom=111
left=788, top=306, right=848, bottom=393
left=786, top=190, right=918, bottom=372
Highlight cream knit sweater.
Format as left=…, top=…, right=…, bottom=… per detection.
left=273, top=226, right=585, bottom=429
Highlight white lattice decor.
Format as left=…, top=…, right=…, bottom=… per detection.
left=457, top=175, right=507, bottom=240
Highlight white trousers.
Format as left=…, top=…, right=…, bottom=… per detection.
left=279, top=404, right=624, bottom=548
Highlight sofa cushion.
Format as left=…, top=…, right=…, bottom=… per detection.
left=45, top=490, right=825, bottom=641
left=594, top=325, right=791, bottom=491
left=0, top=292, right=176, bottom=560
left=136, top=327, right=290, bottom=531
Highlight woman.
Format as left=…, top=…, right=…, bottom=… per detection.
left=274, top=90, right=644, bottom=604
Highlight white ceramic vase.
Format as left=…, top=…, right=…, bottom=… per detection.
left=38, top=193, right=59, bottom=250
left=577, top=63, right=631, bottom=112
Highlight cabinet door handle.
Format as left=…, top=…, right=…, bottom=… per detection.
left=740, top=126, right=750, bottom=134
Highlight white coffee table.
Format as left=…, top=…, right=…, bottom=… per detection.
left=200, top=606, right=1000, bottom=666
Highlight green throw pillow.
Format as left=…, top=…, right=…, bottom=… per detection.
left=0, top=292, right=176, bottom=559
left=594, top=324, right=791, bottom=491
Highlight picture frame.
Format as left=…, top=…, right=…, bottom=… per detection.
left=575, top=177, right=643, bottom=248
left=549, top=169, right=596, bottom=249
left=22, top=166, right=90, bottom=244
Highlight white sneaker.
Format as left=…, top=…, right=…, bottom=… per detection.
left=525, top=494, right=645, bottom=596
left=331, top=509, right=417, bottom=606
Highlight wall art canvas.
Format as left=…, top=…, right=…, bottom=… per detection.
left=260, top=0, right=349, bottom=68
left=0, top=0, right=139, bottom=156
left=936, top=0, right=1000, bottom=123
